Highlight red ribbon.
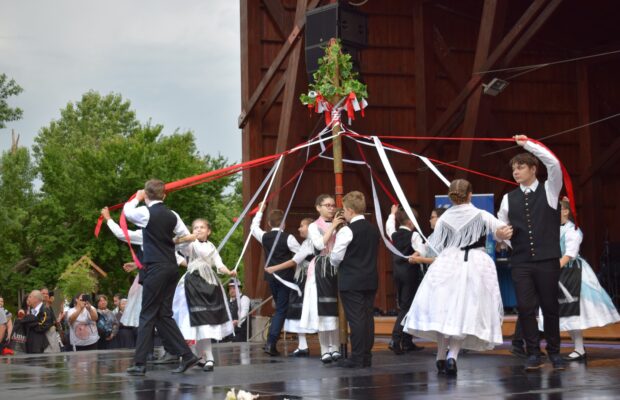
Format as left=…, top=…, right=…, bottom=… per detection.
left=345, top=92, right=356, bottom=121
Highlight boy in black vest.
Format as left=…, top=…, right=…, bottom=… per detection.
left=124, top=179, right=198, bottom=376
left=386, top=205, right=424, bottom=354
left=498, top=135, right=565, bottom=371
left=251, top=202, right=301, bottom=355
left=331, top=191, right=380, bottom=368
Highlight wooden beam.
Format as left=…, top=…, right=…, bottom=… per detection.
left=579, top=135, right=620, bottom=186
left=432, top=26, right=469, bottom=92
left=241, top=0, right=264, bottom=299
left=263, top=0, right=293, bottom=40
left=576, top=63, right=603, bottom=266
left=417, top=0, right=554, bottom=157
left=413, top=0, right=436, bottom=225
left=258, top=73, right=287, bottom=121
left=268, top=0, right=308, bottom=210
left=238, top=0, right=320, bottom=129
left=456, top=0, right=507, bottom=178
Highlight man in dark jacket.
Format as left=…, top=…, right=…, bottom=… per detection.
left=21, top=290, right=54, bottom=353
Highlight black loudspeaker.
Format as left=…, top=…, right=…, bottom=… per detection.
left=305, top=3, right=367, bottom=82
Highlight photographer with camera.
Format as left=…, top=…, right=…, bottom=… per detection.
left=67, top=293, right=99, bottom=351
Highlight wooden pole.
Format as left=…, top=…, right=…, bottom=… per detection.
left=324, top=39, right=349, bottom=356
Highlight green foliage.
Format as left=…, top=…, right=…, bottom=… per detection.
left=0, top=73, right=23, bottom=129
left=0, top=91, right=241, bottom=305
left=299, top=39, right=368, bottom=105
left=56, top=262, right=98, bottom=299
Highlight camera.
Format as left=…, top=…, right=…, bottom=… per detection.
left=81, top=294, right=92, bottom=303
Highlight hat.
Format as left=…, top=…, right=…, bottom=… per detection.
left=228, top=278, right=242, bottom=287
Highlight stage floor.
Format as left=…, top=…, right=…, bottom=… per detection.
left=1, top=338, right=619, bottom=399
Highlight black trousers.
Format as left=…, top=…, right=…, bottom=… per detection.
left=391, top=264, right=421, bottom=342
left=511, top=259, right=561, bottom=355
left=340, top=289, right=376, bottom=364
left=134, top=262, right=192, bottom=364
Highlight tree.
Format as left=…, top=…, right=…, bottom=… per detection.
left=27, top=91, right=238, bottom=297
left=0, top=74, right=23, bottom=129
left=0, top=146, right=37, bottom=307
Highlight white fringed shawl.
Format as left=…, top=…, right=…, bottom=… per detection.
left=427, top=203, right=503, bottom=255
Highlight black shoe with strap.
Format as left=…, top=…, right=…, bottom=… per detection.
left=436, top=360, right=447, bottom=374
left=563, top=351, right=586, bottom=362
left=445, top=358, right=457, bottom=376
left=290, top=348, right=309, bottom=357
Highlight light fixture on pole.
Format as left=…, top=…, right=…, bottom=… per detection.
left=482, top=78, right=509, bottom=96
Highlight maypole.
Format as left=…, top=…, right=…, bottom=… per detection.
left=300, top=38, right=368, bottom=357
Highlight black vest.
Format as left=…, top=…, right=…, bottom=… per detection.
left=391, top=228, right=414, bottom=271
left=261, top=230, right=295, bottom=282
left=142, top=203, right=178, bottom=265
left=508, top=183, right=561, bottom=264
left=338, top=218, right=380, bottom=291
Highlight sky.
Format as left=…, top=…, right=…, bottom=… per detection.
left=0, top=0, right=242, bottom=163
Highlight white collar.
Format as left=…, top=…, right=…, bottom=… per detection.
left=32, top=302, right=43, bottom=315
left=398, top=225, right=412, bottom=232
left=520, top=179, right=539, bottom=193
left=270, top=227, right=283, bottom=232
left=350, top=215, right=365, bottom=223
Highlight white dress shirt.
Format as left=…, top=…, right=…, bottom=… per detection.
left=498, top=140, right=563, bottom=225
left=562, top=221, right=582, bottom=259
left=330, top=215, right=365, bottom=267
left=106, top=219, right=143, bottom=245
left=31, top=302, right=43, bottom=316
left=123, top=199, right=190, bottom=238
left=250, top=210, right=301, bottom=253
left=292, top=238, right=316, bottom=265
left=308, top=221, right=333, bottom=251
left=385, top=214, right=425, bottom=253
left=236, top=295, right=251, bottom=323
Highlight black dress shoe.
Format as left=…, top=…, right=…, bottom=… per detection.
left=152, top=352, right=180, bottom=364
left=321, top=353, right=333, bottom=364
left=362, top=357, right=372, bottom=368
left=445, top=358, right=457, bottom=376
left=263, top=343, right=280, bottom=356
left=290, top=348, right=309, bottom=357
left=436, top=360, right=447, bottom=374
left=171, top=355, right=200, bottom=374
left=126, top=365, right=146, bottom=376
left=549, top=354, right=566, bottom=370
left=524, top=355, right=544, bottom=371
left=389, top=339, right=404, bottom=355
left=403, top=342, right=424, bottom=352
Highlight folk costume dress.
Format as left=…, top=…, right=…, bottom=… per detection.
left=300, top=217, right=339, bottom=332
left=539, top=221, right=620, bottom=332
left=403, top=203, right=505, bottom=351
left=173, top=240, right=233, bottom=341
left=284, top=238, right=317, bottom=334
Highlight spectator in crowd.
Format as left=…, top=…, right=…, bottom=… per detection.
left=112, top=294, right=122, bottom=314
left=95, top=295, right=119, bottom=350
left=0, top=296, right=9, bottom=353
left=21, top=290, right=54, bottom=353
left=0, top=296, right=13, bottom=347
left=114, top=298, right=136, bottom=349
left=40, top=288, right=61, bottom=353
left=67, top=294, right=99, bottom=351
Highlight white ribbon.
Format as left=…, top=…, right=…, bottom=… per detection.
left=371, top=136, right=438, bottom=255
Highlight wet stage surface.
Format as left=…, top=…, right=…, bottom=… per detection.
left=1, top=339, right=620, bottom=399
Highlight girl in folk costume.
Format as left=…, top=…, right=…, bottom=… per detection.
left=266, top=218, right=317, bottom=357
left=300, top=194, right=343, bottom=364
left=539, top=199, right=620, bottom=362
left=403, top=180, right=513, bottom=376
left=172, top=219, right=236, bottom=372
